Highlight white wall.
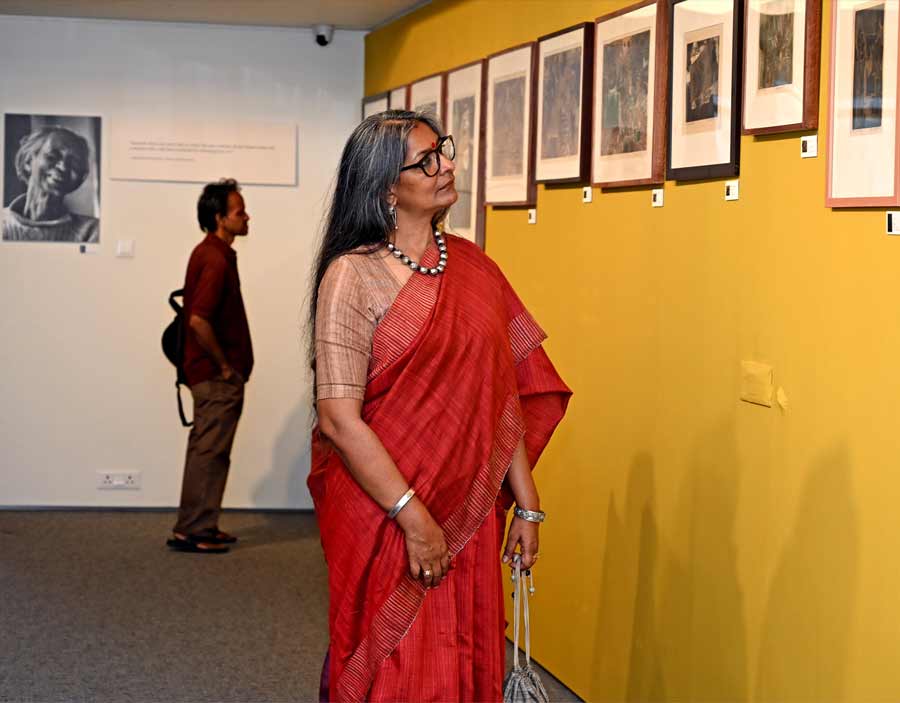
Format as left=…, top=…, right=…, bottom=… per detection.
left=0, top=15, right=365, bottom=508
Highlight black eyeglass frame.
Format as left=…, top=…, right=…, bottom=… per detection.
left=399, top=135, right=456, bottom=177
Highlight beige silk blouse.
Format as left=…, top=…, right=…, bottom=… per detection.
left=315, top=246, right=404, bottom=400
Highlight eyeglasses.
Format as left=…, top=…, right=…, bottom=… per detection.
left=399, top=135, right=456, bottom=177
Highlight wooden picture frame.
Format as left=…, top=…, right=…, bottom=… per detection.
left=742, top=0, right=821, bottom=134
left=444, top=59, right=487, bottom=248
left=826, top=0, right=900, bottom=207
left=535, top=22, right=595, bottom=184
left=410, top=72, right=446, bottom=124
left=388, top=85, right=408, bottom=110
left=593, top=0, right=670, bottom=188
left=361, top=92, right=389, bottom=120
left=667, top=0, right=743, bottom=181
left=485, top=42, right=538, bottom=207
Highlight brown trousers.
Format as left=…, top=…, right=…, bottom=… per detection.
left=174, top=377, right=245, bottom=536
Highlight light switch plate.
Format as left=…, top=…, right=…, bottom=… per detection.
left=527, top=208, right=537, bottom=225
left=116, top=240, right=135, bottom=258
left=725, top=180, right=739, bottom=201
left=651, top=188, right=664, bottom=207
left=800, top=135, right=817, bottom=158
left=740, top=360, right=774, bottom=407
left=582, top=186, right=593, bottom=203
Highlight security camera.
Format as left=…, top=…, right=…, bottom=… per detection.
left=315, top=24, right=334, bottom=47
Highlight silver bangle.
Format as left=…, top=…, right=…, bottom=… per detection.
left=387, top=488, right=415, bottom=519
left=514, top=506, right=546, bottom=523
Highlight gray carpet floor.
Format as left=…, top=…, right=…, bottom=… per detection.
left=0, top=510, right=580, bottom=703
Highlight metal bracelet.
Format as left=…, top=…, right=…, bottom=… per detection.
left=514, top=506, right=546, bottom=523
left=387, top=488, right=415, bottom=519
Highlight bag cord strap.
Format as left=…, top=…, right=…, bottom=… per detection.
left=511, top=555, right=536, bottom=670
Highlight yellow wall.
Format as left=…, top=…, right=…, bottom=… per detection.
left=367, top=1, right=900, bottom=700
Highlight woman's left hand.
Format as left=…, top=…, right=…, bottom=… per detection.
left=502, top=517, right=539, bottom=570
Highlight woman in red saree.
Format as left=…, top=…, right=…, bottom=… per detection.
left=309, top=111, right=570, bottom=702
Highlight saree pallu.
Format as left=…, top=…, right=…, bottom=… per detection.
left=309, top=235, right=571, bottom=702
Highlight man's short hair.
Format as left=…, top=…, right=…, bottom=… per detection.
left=197, top=178, right=241, bottom=233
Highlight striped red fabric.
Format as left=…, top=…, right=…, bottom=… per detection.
left=309, top=236, right=571, bottom=702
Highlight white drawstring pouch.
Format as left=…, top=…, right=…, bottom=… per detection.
left=503, top=556, right=549, bottom=703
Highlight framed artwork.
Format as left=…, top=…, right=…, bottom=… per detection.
left=444, top=60, right=486, bottom=247
left=410, top=73, right=446, bottom=123
left=827, top=0, right=900, bottom=207
left=362, top=92, right=389, bottom=119
left=667, top=0, right=743, bottom=181
left=388, top=86, right=408, bottom=110
left=3, top=113, right=102, bottom=244
left=743, top=0, right=821, bottom=134
left=485, top=42, right=538, bottom=207
left=593, top=0, right=670, bottom=188
left=535, top=23, right=595, bottom=183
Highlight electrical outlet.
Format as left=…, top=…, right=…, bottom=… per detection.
left=97, top=471, right=142, bottom=490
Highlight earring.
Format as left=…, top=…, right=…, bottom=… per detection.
left=388, top=206, right=398, bottom=230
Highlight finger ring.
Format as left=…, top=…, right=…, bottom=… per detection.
left=423, top=569, right=432, bottom=577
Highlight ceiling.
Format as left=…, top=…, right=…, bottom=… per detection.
left=0, top=0, right=431, bottom=30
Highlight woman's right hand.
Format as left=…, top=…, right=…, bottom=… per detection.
left=395, top=499, right=451, bottom=588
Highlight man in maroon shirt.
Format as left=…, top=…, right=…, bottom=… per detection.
left=167, top=179, right=253, bottom=554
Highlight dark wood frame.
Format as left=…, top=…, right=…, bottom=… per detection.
left=443, top=58, right=487, bottom=249
left=535, top=22, right=595, bottom=184
left=361, top=91, right=389, bottom=120
left=593, top=0, right=671, bottom=189
left=666, top=0, right=744, bottom=181
left=826, top=0, right=900, bottom=207
left=387, top=85, right=409, bottom=110
left=741, top=0, right=821, bottom=135
left=485, top=41, right=538, bottom=208
left=410, top=71, right=448, bottom=123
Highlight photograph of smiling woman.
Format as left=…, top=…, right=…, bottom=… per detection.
left=2, top=114, right=101, bottom=243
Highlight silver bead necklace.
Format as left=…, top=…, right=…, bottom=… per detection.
left=386, top=231, right=448, bottom=276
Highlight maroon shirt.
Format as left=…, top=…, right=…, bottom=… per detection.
left=182, top=233, right=254, bottom=386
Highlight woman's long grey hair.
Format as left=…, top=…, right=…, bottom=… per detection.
left=308, top=110, right=445, bottom=367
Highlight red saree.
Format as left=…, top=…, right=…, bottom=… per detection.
left=309, top=235, right=571, bottom=702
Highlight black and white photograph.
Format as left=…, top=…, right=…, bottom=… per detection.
left=409, top=74, right=445, bottom=124
left=853, top=3, right=884, bottom=130
left=759, top=9, right=794, bottom=88
left=414, top=101, right=438, bottom=115
left=3, top=113, right=101, bottom=244
left=594, top=0, right=668, bottom=188
left=668, top=0, right=741, bottom=182
left=601, top=30, right=651, bottom=155
left=485, top=42, right=536, bottom=205
left=492, top=74, right=526, bottom=177
left=445, top=59, right=485, bottom=244
left=827, top=0, right=898, bottom=205
left=451, top=95, right=476, bottom=229
left=686, top=32, right=720, bottom=122
left=362, top=92, right=388, bottom=119
left=540, top=47, right=582, bottom=159
left=743, top=0, right=820, bottom=135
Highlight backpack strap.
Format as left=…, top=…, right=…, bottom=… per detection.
left=169, top=288, right=184, bottom=314
left=176, top=382, right=193, bottom=427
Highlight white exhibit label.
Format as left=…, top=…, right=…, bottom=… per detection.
left=109, top=119, right=297, bottom=185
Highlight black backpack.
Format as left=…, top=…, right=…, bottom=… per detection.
left=161, top=288, right=193, bottom=427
